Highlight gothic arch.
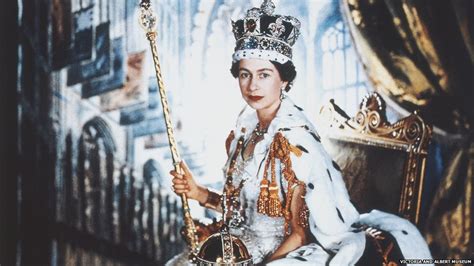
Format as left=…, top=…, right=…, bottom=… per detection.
left=143, top=159, right=165, bottom=186
left=81, top=116, right=117, bottom=154
left=313, top=0, right=369, bottom=114
left=76, top=116, right=116, bottom=239
left=201, top=0, right=249, bottom=77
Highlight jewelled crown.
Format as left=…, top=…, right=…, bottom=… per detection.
left=231, top=0, right=301, bottom=64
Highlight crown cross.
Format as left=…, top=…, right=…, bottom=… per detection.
left=261, top=0, right=276, bottom=15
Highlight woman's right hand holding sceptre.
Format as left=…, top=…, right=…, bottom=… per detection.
left=170, top=161, right=222, bottom=211
left=170, top=161, right=206, bottom=202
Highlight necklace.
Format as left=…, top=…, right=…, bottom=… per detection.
left=249, top=123, right=269, bottom=145
left=253, top=122, right=268, bottom=137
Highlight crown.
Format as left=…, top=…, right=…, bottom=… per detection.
left=231, top=0, right=301, bottom=64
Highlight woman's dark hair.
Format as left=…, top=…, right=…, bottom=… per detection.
left=230, top=60, right=297, bottom=92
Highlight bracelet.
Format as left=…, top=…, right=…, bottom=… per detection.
left=298, top=203, right=310, bottom=228
left=200, top=188, right=222, bottom=210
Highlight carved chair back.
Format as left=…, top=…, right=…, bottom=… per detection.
left=317, top=92, right=432, bottom=224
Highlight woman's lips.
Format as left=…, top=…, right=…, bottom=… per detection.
left=248, top=95, right=264, bottom=101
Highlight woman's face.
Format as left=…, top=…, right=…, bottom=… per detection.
left=237, top=59, right=288, bottom=112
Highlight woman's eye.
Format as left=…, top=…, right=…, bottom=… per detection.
left=239, top=72, right=250, bottom=79
left=259, top=73, right=270, bottom=79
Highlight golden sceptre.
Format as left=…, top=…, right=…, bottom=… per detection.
left=138, top=0, right=199, bottom=258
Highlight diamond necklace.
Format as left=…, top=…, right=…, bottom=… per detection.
left=253, top=122, right=268, bottom=137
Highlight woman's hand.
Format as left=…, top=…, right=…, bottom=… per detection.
left=170, top=161, right=207, bottom=204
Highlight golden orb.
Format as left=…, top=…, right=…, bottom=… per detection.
left=197, top=225, right=252, bottom=265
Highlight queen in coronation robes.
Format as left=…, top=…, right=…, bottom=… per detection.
left=168, top=1, right=432, bottom=265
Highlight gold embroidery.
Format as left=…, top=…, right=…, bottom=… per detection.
left=225, top=130, right=235, bottom=157
left=257, top=178, right=269, bottom=213
left=298, top=201, right=309, bottom=229
left=223, top=129, right=248, bottom=222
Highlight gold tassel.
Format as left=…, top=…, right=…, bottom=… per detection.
left=257, top=132, right=292, bottom=218
left=268, top=150, right=283, bottom=217
left=289, top=144, right=303, bottom=157
left=257, top=178, right=269, bottom=214
left=268, top=180, right=283, bottom=216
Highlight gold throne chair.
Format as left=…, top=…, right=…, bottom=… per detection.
left=318, top=92, right=432, bottom=225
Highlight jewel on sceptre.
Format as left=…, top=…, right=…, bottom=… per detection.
left=139, top=8, right=157, bottom=32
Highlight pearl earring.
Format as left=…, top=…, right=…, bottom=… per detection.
left=280, top=89, right=285, bottom=101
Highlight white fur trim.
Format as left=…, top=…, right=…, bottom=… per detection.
left=359, top=210, right=433, bottom=266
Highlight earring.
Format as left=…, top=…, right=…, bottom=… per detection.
left=280, top=88, right=285, bottom=101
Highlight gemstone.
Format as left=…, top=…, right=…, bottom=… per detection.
left=139, top=9, right=157, bottom=32
left=246, top=19, right=256, bottom=32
